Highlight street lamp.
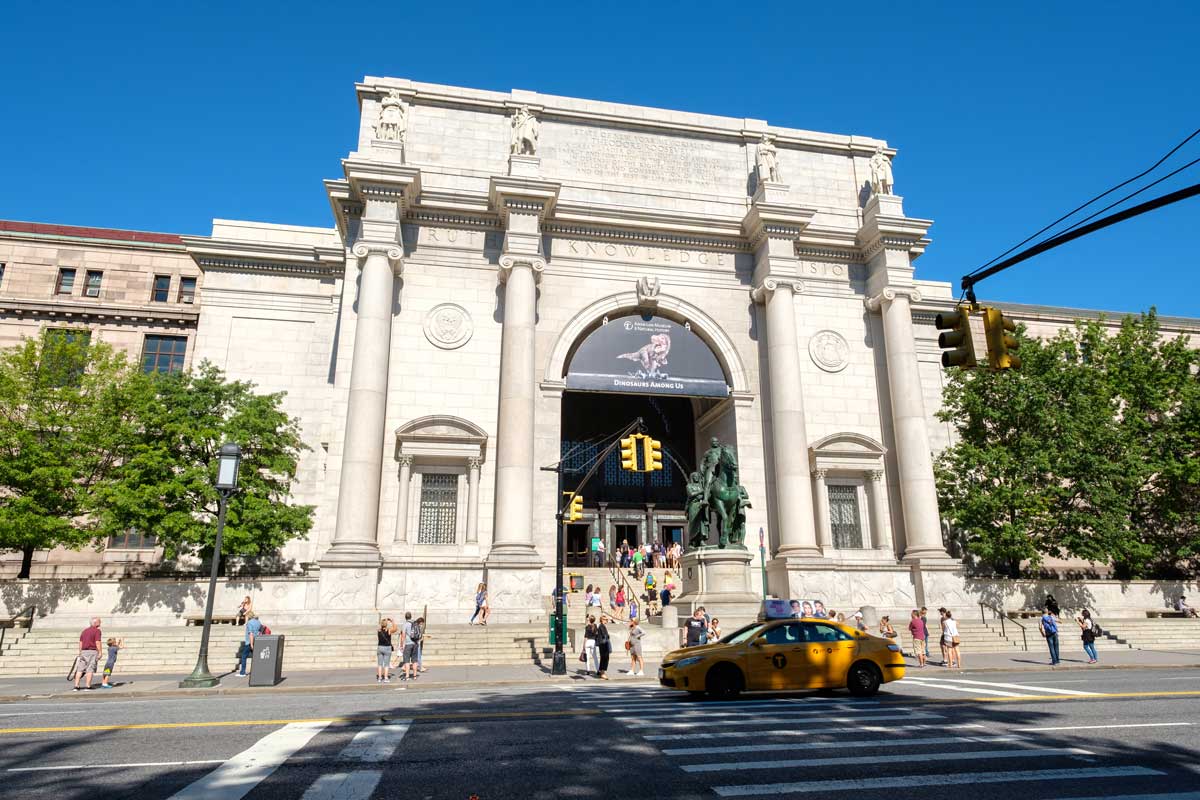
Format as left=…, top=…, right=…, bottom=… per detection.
left=180, top=442, right=242, bottom=688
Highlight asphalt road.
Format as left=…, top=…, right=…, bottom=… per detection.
left=1, top=667, right=1197, bottom=799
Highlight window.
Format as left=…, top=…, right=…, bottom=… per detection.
left=416, top=473, right=458, bottom=544
left=828, top=484, right=864, bottom=549
left=805, top=623, right=854, bottom=642
left=141, top=334, right=187, bottom=374
left=763, top=623, right=804, bottom=645
left=0, top=262, right=6, bottom=286
left=151, top=274, right=171, bottom=302
left=178, top=276, right=197, bottom=304
left=56, top=268, right=76, bottom=295
left=107, top=529, right=157, bottom=550
left=41, top=329, right=91, bottom=386
left=85, top=270, right=103, bottom=298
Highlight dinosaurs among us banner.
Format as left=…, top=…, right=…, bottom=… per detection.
left=566, top=314, right=729, bottom=398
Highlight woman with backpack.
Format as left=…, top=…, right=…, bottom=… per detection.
left=1078, top=609, right=1100, bottom=664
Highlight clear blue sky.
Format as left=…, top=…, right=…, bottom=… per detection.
left=3, top=2, right=1198, bottom=316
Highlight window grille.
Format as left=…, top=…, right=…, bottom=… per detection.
left=828, top=484, right=864, bottom=549
left=417, top=473, right=458, bottom=544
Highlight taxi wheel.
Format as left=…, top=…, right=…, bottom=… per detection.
left=846, top=661, right=882, bottom=697
left=705, top=663, right=744, bottom=699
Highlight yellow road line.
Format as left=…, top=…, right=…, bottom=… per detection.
left=0, top=708, right=598, bottom=736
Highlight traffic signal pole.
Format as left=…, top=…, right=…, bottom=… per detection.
left=542, top=417, right=645, bottom=676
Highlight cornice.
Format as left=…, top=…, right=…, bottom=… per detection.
left=488, top=175, right=561, bottom=220
left=0, top=229, right=187, bottom=254
left=0, top=298, right=200, bottom=325
left=741, top=202, right=816, bottom=250
left=542, top=221, right=748, bottom=252
left=183, top=235, right=345, bottom=278
left=341, top=159, right=422, bottom=210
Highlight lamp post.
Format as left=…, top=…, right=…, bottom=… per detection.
left=180, top=442, right=242, bottom=688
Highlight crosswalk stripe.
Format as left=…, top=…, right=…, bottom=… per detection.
left=661, top=733, right=1017, bottom=756
left=615, top=706, right=908, bottom=724
left=300, top=769, right=383, bottom=800
left=337, top=721, right=411, bottom=763
left=711, top=766, right=1163, bottom=797
left=916, top=677, right=1099, bottom=696
left=684, top=746, right=1091, bottom=773
left=167, top=721, right=330, bottom=800
left=1052, top=794, right=1200, bottom=800
left=643, top=720, right=974, bottom=742
left=583, top=699, right=881, bottom=711
left=900, top=679, right=1027, bottom=697
left=640, top=712, right=939, bottom=737
left=625, top=711, right=934, bottom=729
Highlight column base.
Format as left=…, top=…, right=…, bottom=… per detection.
left=318, top=541, right=383, bottom=568
left=900, top=549, right=959, bottom=567
left=485, top=542, right=544, bottom=568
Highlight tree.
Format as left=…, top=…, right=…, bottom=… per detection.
left=0, top=331, right=147, bottom=578
left=936, top=310, right=1200, bottom=578
left=95, top=361, right=313, bottom=568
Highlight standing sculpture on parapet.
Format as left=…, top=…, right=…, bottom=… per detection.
left=869, top=146, right=894, bottom=196
left=687, top=438, right=751, bottom=549
left=756, top=134, right=781, bottom=184
left=374, top=89, right=408, bottom=144
left=510, top=106, right=539, bottom=155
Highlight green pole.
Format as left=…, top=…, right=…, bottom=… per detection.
left=758, top=527, right=768, bottom=600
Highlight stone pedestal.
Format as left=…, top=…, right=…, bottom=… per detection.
left=675, top=548, right=762, bottom=629
left=508, top=154, right=541, bottom=178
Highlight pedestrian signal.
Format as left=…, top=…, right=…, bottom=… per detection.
left=619, top=435, right=641, bottom=471
left=983, top=307, right=1021, bottom=370
left=643, top=437, right=664, bottom=471
left=934, top=306, right=977, bottom=369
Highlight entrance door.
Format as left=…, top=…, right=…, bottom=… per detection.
left=661, top=525, right=683, bottom=547
left=614, top=523, right=639, bottom=550
left=565, top=524, right=591, bottom=567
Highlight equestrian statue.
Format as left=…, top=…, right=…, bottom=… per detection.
left=686, top=437, right=751, bottom=549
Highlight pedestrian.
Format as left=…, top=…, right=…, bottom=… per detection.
left=376, top=618, right=393, bottom=683
left=1176, top=596, right=1198, bottom=618
left=1041, top=605, right=1061, bottom=665
left=238, top=613, right=264, bottom=676
left=644, top=571, right=657, bottom=603
left=920, top=607, right=932, bottom=661
left=632, top=546, right=644, bottom=578
left=583, top=615, right=599, bottom=675
left=614, top=585, right=626, bottom=610
left=629, top=599, right=640, bottom=626
left=942, top=610, right=961, bottom=669
left=852, top=611, right=867, bottom=632
left=620, top=540, right=630, bottom=568
left=72, top=618, right=103, bottom=691
left=406, top=617, right=424, bottom=680
left=878, top=615, right=896, bottom=639
left=937, top=607, right=949, bottom=666
left=608, top=584, right=617, bottom=610
left=660, top=584, right=671, bottom=608
left=100, top=637, right=123, bottom=688
left=908, top=609, right=927, bottom=667
left=596, top=615, right=612, bottom=680
left=683, top=608, right=707, bottom=648
left=235, top=595, right=253, bottom=625
left=1077, top=609, right=1099, bottom=664
left=627, top=618, right=645, bottom=676
left=709, top=617, right=722, bottom=641
left=596, top=538, right=606, bottom=568
left=470, top=583, right=488, bottom=625
left=834, top=612, right=846, bottom=624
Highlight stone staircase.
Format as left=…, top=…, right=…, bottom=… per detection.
left=1093, top=618, right=1200, bottom=651
left=0, top=623, right=559, bottom=676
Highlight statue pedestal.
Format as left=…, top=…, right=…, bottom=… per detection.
left=508, top=154, right=541, bottom=178
left=675, top=547, right=763, bottom=630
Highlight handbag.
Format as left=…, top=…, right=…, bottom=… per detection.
left=624, top=640, right=632, bottom=651
left=579, top=651, right=587, bottom=663
left=952, top=635, right=961, bottom=645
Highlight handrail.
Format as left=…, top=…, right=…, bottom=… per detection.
left=978, top=601, right=1028, bottom=651
left=0, top=605, right=36, bottom=655
left=601, top=551, right=644, bottom=623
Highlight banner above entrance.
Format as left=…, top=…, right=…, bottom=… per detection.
left=566, top=315, right=729, bottom=398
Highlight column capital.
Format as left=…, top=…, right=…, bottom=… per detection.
left=864, top=286, right=922, bottom=313
left=750, top=277, right=802, bottom=304
left=396, top=453, right=414, bottom=468
left=498, top=254, right=546, bottom=283
left=813, top=468, right=828, bottom=480
left=466, top=456, right=483, bottom=470
left=868, top=469, right=884, bottom=482
left=352, top=241, right=404, bottom=274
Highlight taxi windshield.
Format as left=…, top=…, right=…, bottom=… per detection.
left=720, top=623, right=767, bottom=645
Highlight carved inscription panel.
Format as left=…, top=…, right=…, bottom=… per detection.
left=542, top=123, right=742, bottom=193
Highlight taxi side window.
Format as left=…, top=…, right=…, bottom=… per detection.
left=805, top=623, right=853, bottom=642
left=762, top=623, right=803, bottom=645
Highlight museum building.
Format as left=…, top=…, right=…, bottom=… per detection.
left=4, top=78, right=1199, bottom=623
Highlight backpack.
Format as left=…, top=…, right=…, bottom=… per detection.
left=1092, top=622, right=1102, bottom=637
left=409, top=624, right=422, bottom=643
left=261, top=625, right=271, bottom=636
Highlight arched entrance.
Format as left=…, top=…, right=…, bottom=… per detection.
left=556, top=306, right=740, bottom=566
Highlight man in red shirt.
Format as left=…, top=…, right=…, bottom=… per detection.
left=73, top=618, right=103, bottom=691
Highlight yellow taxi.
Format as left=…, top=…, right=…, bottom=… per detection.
left=658, top=617, right=904, bottom=698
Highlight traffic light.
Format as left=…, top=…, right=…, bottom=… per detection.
left=619, top=434, right=641, bottom=471
left=568, top=493, right=584, bottom=521
left=643, top=437, right=664, bottom=472
left=935, top=306, right=977, bottom=369
left=983, top=307, right=1021, bottom=370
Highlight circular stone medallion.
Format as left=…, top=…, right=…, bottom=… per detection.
left=424, top=303, right=473, bottom=350
left=809, top=329, right=849, bottom=373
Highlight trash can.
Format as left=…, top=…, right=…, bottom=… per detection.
left=569, top=573, right=583, bottom=592
left=248, top=634, right=284, bottom=686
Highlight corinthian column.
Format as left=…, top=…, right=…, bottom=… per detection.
left=327, top=241, right=402, bottom=563
left=488, top=254, right=543, bottom=562
left=865, top=287, right=946, bottom=560
left=752, top=279, right=821, bottom=558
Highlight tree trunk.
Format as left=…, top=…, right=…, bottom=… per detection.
left=17, top=546, right=34, bottom=579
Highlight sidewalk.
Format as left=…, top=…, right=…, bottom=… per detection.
left=0, top=661, right=662, bottom=702
left=902, top=646, right=1200, bottom=672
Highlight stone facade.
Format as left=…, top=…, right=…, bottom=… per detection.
left=4, top=79, right=1199, bottom=625
left=0, top=220, right=201, bottom=577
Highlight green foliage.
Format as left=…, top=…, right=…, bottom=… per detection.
left=0, top=332, right=146, bottom=573
left=937, top=310, right=1200, bottom=578
left=94, top=361, right=313, bottom=561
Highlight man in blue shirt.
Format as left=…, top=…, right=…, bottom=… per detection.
left=1040, top=607, right=1060, bottom=665
left=238, top=614, right=264, bottom=676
